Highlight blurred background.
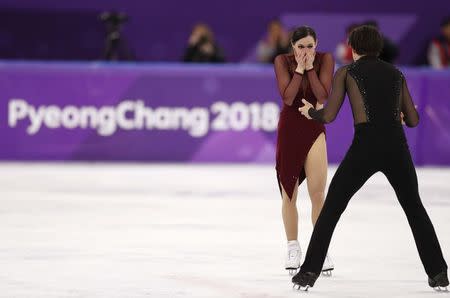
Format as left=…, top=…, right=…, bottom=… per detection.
left=0, top=0, right=447, bottom=65
left=0, top=1, right=449, bottom=297
left=0, top=0, right=449, bottom=163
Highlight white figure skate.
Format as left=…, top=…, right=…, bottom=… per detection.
left=285, top=240, right=301, bottom=276
left=321, top=254, right=334, bottom=276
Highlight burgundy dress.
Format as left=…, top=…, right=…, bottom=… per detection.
left=274, top=52, right=334, bottom=200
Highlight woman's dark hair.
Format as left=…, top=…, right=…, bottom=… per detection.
left=348, top=25, right=383, bottom=56
left=291, top=26, right=317, bottom=44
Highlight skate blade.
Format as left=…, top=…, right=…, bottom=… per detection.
left=321, top=268, right=334, bottom=277
left=293, top=283, right=309, bottom=291
left=288, top=270, right=296, bottom=276
left=286, top=268, right=299, bottom=276
left=433, top=286, right=449, bottom=292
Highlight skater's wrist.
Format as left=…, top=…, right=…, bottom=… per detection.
left=307, top=107, right=316, bottom=118
left=294, top=69, right=304, bottom=75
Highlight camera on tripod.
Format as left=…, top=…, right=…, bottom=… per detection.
left=99, top=11, right=133, bottom=61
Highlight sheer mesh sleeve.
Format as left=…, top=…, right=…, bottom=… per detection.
left=400, top=75, right=419, bottom=127
left=308, top=66, right=347, bottom=123
left=274, top=55, right=303, bottom=106
left=306, top=53, right=335, bottom=104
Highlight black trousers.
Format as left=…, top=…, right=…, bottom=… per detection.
left=300, top=123, right=447, bottom=278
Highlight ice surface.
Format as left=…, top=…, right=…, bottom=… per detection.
left=0, top=163, right=449, bottom=297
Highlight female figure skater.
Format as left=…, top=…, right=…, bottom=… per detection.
left=273, top=26, right=335, bottom=275
left=294, top=25, right=448, bottom=291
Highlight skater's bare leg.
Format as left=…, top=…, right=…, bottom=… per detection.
left=305, top=133, right=327, bottom=226
left=281, top=179, right=299, bottom=241
left=282, top=180, right=302, bottom=275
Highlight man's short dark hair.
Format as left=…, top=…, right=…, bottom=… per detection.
left=348, top=25, right=383, bottom=56
left=363, top=20, right=379, bottom=29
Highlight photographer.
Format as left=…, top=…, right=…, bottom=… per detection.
left=183, top=23, right=225, bottom=63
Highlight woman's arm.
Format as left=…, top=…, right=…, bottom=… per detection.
left=306, top=53, right=335, bottom=104
left=274, top=55, right=304, bottom=106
